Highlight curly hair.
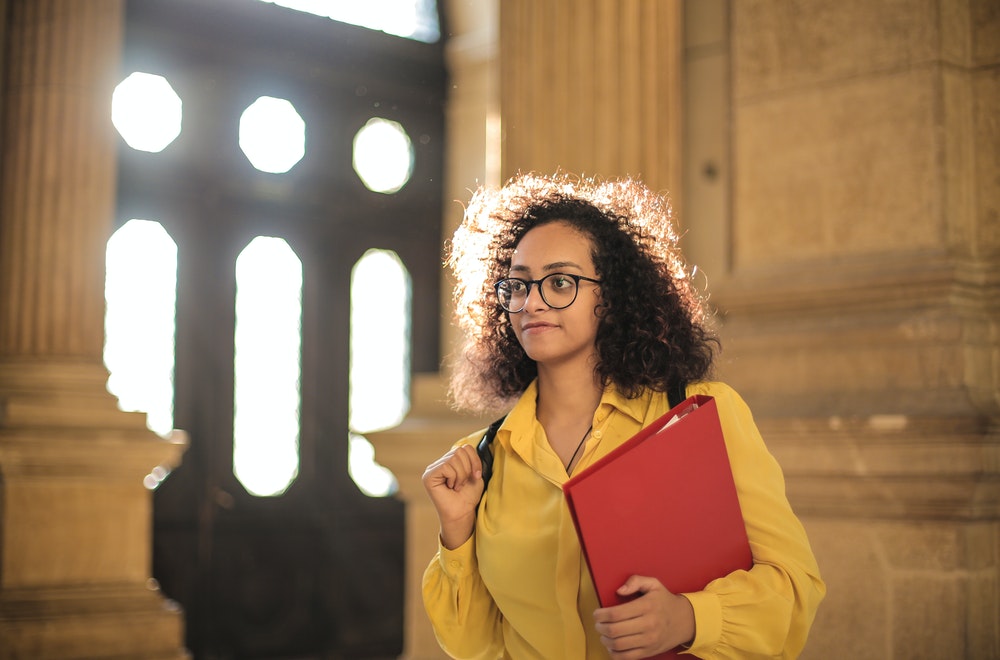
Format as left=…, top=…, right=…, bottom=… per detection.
left=446, top=172, right=719, bottom=413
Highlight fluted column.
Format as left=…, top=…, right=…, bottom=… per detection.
left=0, top=1, right=115, bottom=359
left=0, top=2, right=188, bottom=657
left=499, top=0, right=683, bottom=201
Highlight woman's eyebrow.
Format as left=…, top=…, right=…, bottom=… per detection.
left=542, top=261, right=584, bottom=272
left=508, top=261, right=584, bottom=275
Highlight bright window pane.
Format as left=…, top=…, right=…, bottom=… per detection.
left=104, top=219, right=177, bottom=438
left=257, top=0, right=440, bottom=42
left=112, top=72, right=183, bottom=153
left=348, top=249, right=410, bottom=497
left=353, top=117, right=414, bottom=194
left=349, top=249, right=410, bottom=433
left=239, top=96, right=306, bottom=174
left=349, top=433, right=398, bottom=497
left=233, top=237, right=303, bottom=497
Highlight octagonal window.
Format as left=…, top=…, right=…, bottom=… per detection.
left=112, top=72, right=183, bottom=153
left=353, top=117, right=414, bottom=194
left=239, top=96, right=306, bottom=174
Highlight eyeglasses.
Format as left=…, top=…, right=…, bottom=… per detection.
left=494, top=273, right=602, bottom=313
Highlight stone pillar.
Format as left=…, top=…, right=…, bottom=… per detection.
left=689, top=1, right=1000, bottom=658
left=0, top=1, right=188, bottom=657
left=369, top=376, right=490, bottom=660
left=499, top=0, right=683, bottom=200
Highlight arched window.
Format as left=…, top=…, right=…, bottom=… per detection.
left=104, top=219, right=178, bottom=438
left=233, top=237, right=303, bottom=497
left=348, top=248, right=411, bottom=496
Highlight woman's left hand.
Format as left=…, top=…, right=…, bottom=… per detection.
left=592, top=575, right=695, bottom=659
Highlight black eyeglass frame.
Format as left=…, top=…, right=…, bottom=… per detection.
left=493, top=273, right=602, bottom=313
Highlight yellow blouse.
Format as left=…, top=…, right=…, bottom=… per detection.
left=422, top=381, right=825, bottom=659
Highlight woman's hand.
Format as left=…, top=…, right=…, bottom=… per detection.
left=422, top=444, right=485, bottom=549
left=593, top=576, right=695, bottom=659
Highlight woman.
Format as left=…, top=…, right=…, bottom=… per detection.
left=422, top=172, right=825, bottom=659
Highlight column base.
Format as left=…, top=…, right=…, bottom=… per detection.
left=0, top=584, right=188, bottom=659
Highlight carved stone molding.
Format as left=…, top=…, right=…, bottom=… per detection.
left=763, top=414, right=1000, bottom=521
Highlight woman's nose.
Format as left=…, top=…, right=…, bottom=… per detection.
left=523, top=281, right=548, bottom=310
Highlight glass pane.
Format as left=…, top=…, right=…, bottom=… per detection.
left=353, top=117, right=414, bottom=194
left=233, top=237, right=303, bottom=497
left=349, top=433, right=398, bottom=497
left=239, top=96, right=306, bottom=174
left=104, top=219, right=178, bottom=438
left=349, top=249, right=411, bottom=433
left=257, top=0, right=440, bottom=43
left=112, top=72, right=183, bottom=153
left=348, top=249, right=410, bottom=497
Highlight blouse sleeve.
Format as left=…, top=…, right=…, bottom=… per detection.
left=681, top=383, right=826, bottom=659
left=421, top=518, right=505, bottom=660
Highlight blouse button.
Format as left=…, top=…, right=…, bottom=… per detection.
left=592, top=429, right=603, bottom=439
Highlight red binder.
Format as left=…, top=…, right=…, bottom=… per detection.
left=563, top=395, right=753, bottom=659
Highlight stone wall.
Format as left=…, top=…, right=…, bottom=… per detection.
left=707, top=1, right=1000, bottom=657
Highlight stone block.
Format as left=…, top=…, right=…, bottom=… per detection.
left=734, top=66, right=941, bottom=271
left=734, top=0, right=940, bottom=99
left=973, top=67, right=1000, bottom=253
left=800, top=520, right=887, bottom=659
left=892, top=573, right=964, bottom=658
left=967, top=564, right=1000, bottom=657
left=878, top=522, right=965, bottom=571
left=971, top=0, right=1000, bottom=66
left=3, top=477, right=151, bottom=588
left=684, top=0, right=726, bottom=51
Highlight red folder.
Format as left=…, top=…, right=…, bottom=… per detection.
left=563, top=395, right=752, bottom=659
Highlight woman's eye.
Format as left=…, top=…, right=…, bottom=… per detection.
left=508, top=280, right=526, bottom=293
left=551, top=275, right=571, bottom=289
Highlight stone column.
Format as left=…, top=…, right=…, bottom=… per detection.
left=0, top=1, right=188, bottom=657
left=369, top=376, right=490, bottom=660
left=499, top=0, right=683, bottom=200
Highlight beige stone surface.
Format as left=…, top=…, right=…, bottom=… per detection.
left=973, top=67, right=1000, bottom=253
left=800, top=520, right=889, bottom=659
left=5, top=479, right=150, bottom=587
left=682, top=36, right=729, bottom=280
left=733, top=0, right=941, bottom=100
left=799, top=519, right=1000, bottom=659
left=970, top=0, right=1000, bottom=65
left=734, top=66, right=943, bottom=270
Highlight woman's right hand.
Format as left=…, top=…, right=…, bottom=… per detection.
left=422, top=444, right=484, bottom=549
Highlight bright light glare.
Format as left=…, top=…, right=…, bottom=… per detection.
left=348, top=249, right=410, bottom=497
left=233, top=237, right=303, bottom=497
left=104, top=220, right=177, bottom=437
left=239, top=96, right=306, bottom=174
left=349, top=433, right=398, bottom=496
left=353, top=118, right=414, bottom=194
left=112, top=72, right=182, bottom=153
left=349, top=249, right=411, bottom=434
left=257, top=0, right=440, bottom=42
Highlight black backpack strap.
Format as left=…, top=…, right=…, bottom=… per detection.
left=667, top=381, right=688, bottom=410
left=476, top=414, right=507, bottom=502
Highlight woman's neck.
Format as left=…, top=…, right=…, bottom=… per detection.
left=535, top=362, right=603, bottom=427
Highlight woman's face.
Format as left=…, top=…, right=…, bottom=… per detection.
left=506, top=221, right=602, bottom=369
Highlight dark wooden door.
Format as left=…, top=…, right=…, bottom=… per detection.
left=117, top=1, right=446, bottom=656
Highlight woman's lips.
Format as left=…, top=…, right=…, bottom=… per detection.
left=521, top=321, right=557, bottom=333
